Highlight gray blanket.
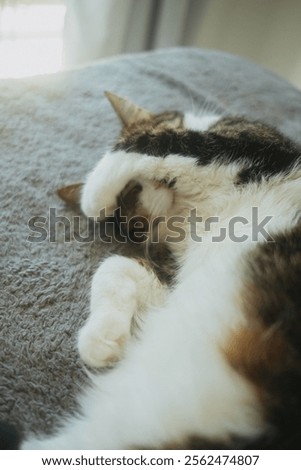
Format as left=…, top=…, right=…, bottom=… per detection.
left=1, top=47, right=301, bottom=437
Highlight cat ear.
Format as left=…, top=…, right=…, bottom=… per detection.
left=105, top=91, right=153, bottom=127
left=57, top=183, right=83, bottom=205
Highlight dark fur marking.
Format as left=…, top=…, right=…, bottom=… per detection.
left=115, top=181, right=178, bottom=285
left=116, top=180, right=149, bottom=243
left=115, top=117, right=301, bottom=183
left=137, top=432, right=277, bottom=450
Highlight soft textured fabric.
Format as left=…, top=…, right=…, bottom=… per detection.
left=1, top=47, right=301, bottom=436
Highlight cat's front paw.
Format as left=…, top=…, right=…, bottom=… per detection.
left=77, top=318, right=130, bottom=368
left=80, top=151, right=137, bottom=219
left=80, top=177, right=116, bottom=219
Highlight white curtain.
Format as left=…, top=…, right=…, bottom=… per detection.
left=194, top=0, right=301, bottom=90
left=62, top=0, right=208, bottom=68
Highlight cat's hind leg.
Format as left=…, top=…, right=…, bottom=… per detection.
left=78, top=255, right=167, bottom=368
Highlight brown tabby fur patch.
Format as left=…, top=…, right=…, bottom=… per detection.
left=116, top=111, right=184, bottom=151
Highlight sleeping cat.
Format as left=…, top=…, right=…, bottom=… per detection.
left=20, top=92, right=301, bottom=449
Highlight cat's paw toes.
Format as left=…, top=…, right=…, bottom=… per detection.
left=77, top=324, right=128, bottom=368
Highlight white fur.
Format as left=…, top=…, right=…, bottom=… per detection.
left=23, top=244, right=264, bottom=449
left=78, top=255, right=167, bottom=368
left=184, top=112, right=220, bottom=131
left=23, top=111, right=301, bottom=449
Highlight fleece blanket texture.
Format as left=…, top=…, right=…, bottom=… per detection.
left=1, top=47, right=301, bottom=437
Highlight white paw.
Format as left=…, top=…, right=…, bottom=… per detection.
left=80, top=151, right=132, bottom=219
left=80, top=179, right=116, bottom=219
left=77, top=318, right=130, bottom=368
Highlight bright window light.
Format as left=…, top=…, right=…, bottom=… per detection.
left=0, top=3, right=66, bottom=79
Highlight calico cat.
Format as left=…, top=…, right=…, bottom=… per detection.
left=19, top=92, right=301, bottom=449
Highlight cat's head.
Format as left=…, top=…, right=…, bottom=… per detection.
left=58, top=92, right=197, bottom=241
